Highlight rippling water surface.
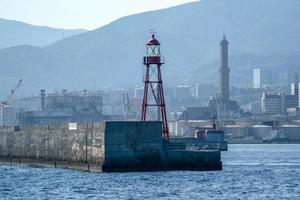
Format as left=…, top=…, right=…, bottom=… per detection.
left=1, top=144, right=300, bottom=199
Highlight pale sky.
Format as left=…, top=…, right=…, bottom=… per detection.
left=0, top=0, right=198, bottom=30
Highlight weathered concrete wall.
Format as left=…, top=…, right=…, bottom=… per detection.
left=0, top=123, right=104, bottom=171
left=102, top=121, right=222, bottom=171
left=0, top=121, right=222, bottom=172
left=103, top=121, right=163, bottom=171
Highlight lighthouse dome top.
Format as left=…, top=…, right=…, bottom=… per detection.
left=147, top=34, right=160, bottom=45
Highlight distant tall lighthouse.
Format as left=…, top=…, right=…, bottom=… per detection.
left=218, top=35, right=230, bottom=100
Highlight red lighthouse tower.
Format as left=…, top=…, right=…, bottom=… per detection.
left=141, top=33, right=169, bottom=140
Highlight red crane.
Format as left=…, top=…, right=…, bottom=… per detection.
left=141, top=33, right=169, bottom=140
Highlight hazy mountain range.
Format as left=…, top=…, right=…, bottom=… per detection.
left=0, top=0, right=300, bottom=99
left=0, top=18, right=86, bottom=49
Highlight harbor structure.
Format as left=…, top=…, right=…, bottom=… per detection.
left=141, top=34, right=169, bottom=140
left=0, top=121, right=222, bottom=171
left=0, top=33, right=225, bottom=172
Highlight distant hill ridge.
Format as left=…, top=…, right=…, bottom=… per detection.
left=0, top=0, right=300, bottom=98
left=0, top=18, right=86, bottom=49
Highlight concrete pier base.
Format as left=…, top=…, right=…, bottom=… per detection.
left=0, top=121, right=222, bottom=172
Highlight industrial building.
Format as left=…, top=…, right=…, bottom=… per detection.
left=261, top=92, right=284, bottom=114
left=0, top=104, right=17, bottom=126
left=170, top=118, right=300, bottom=142
left=174, top=85, right=192, bottom=101
left=0, top=79, right=22, bottom=127
left=223, top=125, right=249, bottom=139
left=249, top=125, right=272, bottom=138
left=280, top=124, right=300, bottom=140
left=261, top=75, right=299, bottom=115
left=19, top=89, right=104, bottom=126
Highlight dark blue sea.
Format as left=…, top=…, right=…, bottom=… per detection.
left=1, top=144, right=300, bottom=199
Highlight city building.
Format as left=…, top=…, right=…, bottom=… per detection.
left=253, top=69, right=261, bottom=89
left=174, top=85, right=191, bottom=101
left=261, top=92, right=283, bottom=114
left=261, top=75, right=299, bottom=115
left=253, top=68, right=273, bottom=88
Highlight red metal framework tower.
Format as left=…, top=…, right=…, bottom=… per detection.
left=141, top=33, right=169, bottom=140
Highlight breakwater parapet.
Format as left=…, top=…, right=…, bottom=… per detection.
left=0, top=121, right=221, bottom=172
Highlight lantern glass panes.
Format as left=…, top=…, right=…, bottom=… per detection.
left=147, top=44, right=160, bottom=57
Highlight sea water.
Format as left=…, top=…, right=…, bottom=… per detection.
left=0, top=144, right=300, bottom=199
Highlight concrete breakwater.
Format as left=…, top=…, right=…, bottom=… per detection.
left=0, top=121, right=222, bottom=172
left=0, top=123, right=104, bottom=171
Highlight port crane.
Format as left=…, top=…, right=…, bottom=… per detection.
left=6, top=79, right=23, bottom=107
